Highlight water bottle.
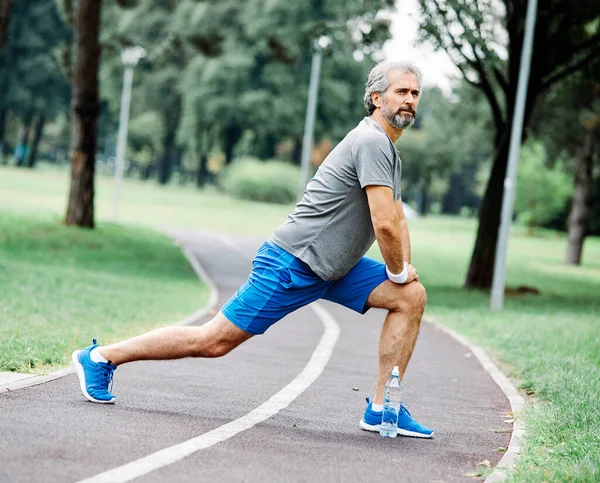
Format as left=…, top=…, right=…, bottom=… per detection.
left=380, top=365, right=402, bottom=438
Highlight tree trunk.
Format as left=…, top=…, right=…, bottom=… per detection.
left=157, top=147, right=175, bottom=184
left=65, top=0, right=102, bottom=229
left=565, top=121, right=598, bottom=265
left=416, top=174, right=431, bottom=215
left=223, top=123, right=242, bottom=165
left=157, top=94, right=182, bottom=184
left=196, top=152, right=209, bottom=187
left=0, top=0, right=10, bottom=53
left=14, top=113, right=33, bottom=166
left=442, top=173, right=462, bottom=215
left=0, top=108, right=7, bottom=163
left=27, top=115, right=45, bottom=168
left=465, top=71, right=540, bottom=290
left=291, top=136, right=302, bottom=165
left=464, top=132, right=511, bottom=289
left=257, top=133, right=276, bottom=159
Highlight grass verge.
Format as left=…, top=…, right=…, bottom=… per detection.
left=0, top=211, right=207, bottom=373
left=403, top=219, right=600, bottom=483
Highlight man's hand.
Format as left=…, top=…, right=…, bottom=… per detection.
left=387, top=261, right=419, bottom=284
left=406, top=263, right=418, bottom=283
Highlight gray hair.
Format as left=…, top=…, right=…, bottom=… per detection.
left=363, top=61, right=423, bottom=115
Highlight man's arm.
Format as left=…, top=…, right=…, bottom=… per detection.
left=365, top=186, right=416, bottom=282
left=395, top=199, right=411, bottom=264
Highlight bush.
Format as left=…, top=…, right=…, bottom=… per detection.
left=220, top=158, right=300, bottom=204
left=514, top=140, right=573, bottom=232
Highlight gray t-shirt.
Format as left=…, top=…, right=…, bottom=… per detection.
left=272, top=117, right=402, bottom=280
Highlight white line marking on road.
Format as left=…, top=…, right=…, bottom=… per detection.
left=211, top=232, right=241, bottom=255
left=76, top=302, right=340, bottom=483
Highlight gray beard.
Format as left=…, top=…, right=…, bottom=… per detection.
left=386, top=110, right=415, bottom=130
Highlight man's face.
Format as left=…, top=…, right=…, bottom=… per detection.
left=378, top=71, right=421, bottom=130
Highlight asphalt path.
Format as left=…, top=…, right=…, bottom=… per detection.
left=0, top=230, right=511, bottom=483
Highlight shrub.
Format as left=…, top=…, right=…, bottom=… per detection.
left=220, top=158, right=300, bottom=204
left=514, top=140, right=573, bottom=233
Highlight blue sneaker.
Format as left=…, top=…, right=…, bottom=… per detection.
left=72, top=339, right=117, bottom=404
left=359, top=398, right=434, bottom=438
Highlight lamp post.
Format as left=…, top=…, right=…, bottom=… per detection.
left=113, top=46, right=145, bottom=220
left=298, top=36, right=330, bottom=200
left=490, top=0, right=538, bottom=310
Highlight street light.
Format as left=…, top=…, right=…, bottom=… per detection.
left=490, top=0, right=538, bottom=310
left=113, top=46, right=145, bottom=220
left=298, top=36, right=330, bottom=200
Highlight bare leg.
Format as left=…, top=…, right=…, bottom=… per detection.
left=366, top=280, right=427, bottom=405
left=98, top=312, right=253, bottom=365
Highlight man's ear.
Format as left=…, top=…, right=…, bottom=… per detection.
left=371, top=91, right=383, bottom=109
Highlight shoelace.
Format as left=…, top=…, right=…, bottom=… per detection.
left=106, top=361, right=114, bottom=393
left=96, top=361, right=115, bottom=393
left=399, top=403, right=412, bottom=417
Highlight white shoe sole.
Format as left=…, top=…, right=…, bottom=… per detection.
left=71, top=351, right=116, bottom=404
left=359, top=419, right=434, bottom=439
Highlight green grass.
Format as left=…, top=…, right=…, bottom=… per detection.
left=1, top=165, right=599, bottom=481
left=0, top=211, right=207, bottom=373
left=0, top=165, right=293, bottom=235
left=404, top=219, right=600, bottom=483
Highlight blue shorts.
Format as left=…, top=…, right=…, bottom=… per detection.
left=222, top=241, right=388, bottom=335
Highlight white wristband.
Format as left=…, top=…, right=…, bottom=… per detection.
left=386, top=262, right=408, bottom=284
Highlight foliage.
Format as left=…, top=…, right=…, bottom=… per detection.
left=514, top=141, right=573, bottom=231
left=127, top=111, right=165, bottom=156
left=0, top=0, right=70, bottom=154
left=220, top=158, right=300, bottom=204
left=399, top=83, right=493, bottom=214
left=416, top=0, right=600, bottom=288
left=176, top=0, right=395, bottom=164
left=529, top=59, right=600, bottom=235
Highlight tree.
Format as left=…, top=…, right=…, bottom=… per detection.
left=176, top=0, right=394, bottom=173
left=418, top=0, right=600, bottom=288
left=0, top=0, right=9, bottom=53
left=565, top=105, right=599, bottom=264
left=0, top=1, right=70, bottom=164
left=62, top=0, right=137, bottom=227
left=100, top=0, right=194, bottom=184
left=529, top=60, right=600, bottom=264
left=64, top=0, right=103, bottom=228
left=514, top=140, right=572, bottom=234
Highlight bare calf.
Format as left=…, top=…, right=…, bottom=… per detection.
left=366, top=280, right=427, bottom=404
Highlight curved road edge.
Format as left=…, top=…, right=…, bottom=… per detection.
left=0, top=236, right=219, bottom=394
left=427, top=319, right=526, bottom=483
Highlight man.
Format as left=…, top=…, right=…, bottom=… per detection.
left=73, top=60, right=433, bottom=438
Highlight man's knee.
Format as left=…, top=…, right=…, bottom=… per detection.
left=201, top=338, right=238, bottom=358
left=391, top=281, right=427, bottom=314
left=193, top=315, right=253, bottom=358
left=411, top=281, right=427, bottom=311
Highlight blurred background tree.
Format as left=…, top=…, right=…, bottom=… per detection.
left=0, top=0, right=70, bottom=168
left=0, top=0, right=10, bottom=53
left=530, top=59, right=600, bottom=265
left=417, top=0, right=600, bottom=288
left=514, top=140, right=573, bottom=235
left=0, top=0, right=598, bottom=273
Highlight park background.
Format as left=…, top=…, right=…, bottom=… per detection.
left=0, top=0, right=599, bottom=481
